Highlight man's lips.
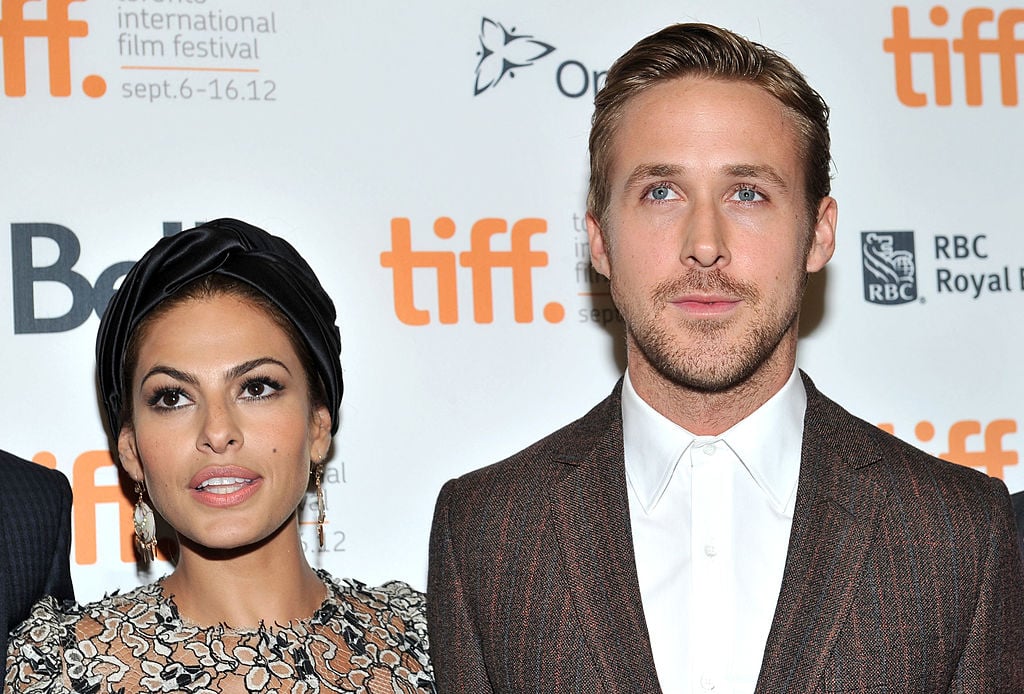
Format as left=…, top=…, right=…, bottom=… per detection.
left=671, top=294, right=741, bottom=314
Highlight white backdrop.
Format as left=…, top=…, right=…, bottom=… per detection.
left=1, top=0, right=1021, bottom=602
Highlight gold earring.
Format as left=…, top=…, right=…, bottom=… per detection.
left=313, top=456, right=326, bottom=550
left=133, top=480, right=157, bottom=562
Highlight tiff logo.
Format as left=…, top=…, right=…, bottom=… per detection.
left=0, top=0, right=105, bottom=97
left=884, top=5, right=1024, bottom=106
left=380, top=217, right=565, bottom=325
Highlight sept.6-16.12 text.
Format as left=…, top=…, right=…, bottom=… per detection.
left=121, top=77, right=277, bottom=102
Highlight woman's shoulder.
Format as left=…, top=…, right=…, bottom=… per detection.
left=314, top=571, right=433, bottom=687
left=10, top=581, right=168, bottom=643
left=5, top=582, right=168, bottom=691
left=320, top=572, right=425, bottom=619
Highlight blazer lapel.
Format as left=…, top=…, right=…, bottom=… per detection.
left=547, top=383, right=663, bottom=694
left=755, top=375, right=888, bottom=693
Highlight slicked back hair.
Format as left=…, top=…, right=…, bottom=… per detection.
left=588, top=23, right=831, bottom=226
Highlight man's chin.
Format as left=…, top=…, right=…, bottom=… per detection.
left=660, top=364, right=757, bottom=394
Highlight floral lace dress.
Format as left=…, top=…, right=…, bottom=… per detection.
left=4, top=570, right=434, bottom=693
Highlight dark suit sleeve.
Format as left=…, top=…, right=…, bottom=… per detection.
left=45, top=469, right=75, bottom=603
left=952, top=478, right=1024, bottom=689
left=1, top=458, right=76, bottom=626
left=1, top=453, right=76, bottom=686
left=427, top=479, right=494, bottom=694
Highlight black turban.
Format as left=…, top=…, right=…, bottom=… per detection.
left=96, top=218, right=342, bottom=438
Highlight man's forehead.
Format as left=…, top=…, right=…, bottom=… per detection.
left=604, top=77, right=802, bottom=171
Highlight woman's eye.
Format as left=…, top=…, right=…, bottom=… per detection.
left=149, top=388, right=191, bottom=410
left=240, top=378, right=283, bottom=400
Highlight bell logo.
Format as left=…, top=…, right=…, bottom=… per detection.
left=884, top=5, right=1024, bottom=107
left=380, top=217, right=565, bottom=325
left=0, top=0, right=106, bottom=97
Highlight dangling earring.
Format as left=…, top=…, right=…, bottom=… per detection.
left=314, top=457, right=326, bottom=549
left=133, top=480, right=157, bottom=562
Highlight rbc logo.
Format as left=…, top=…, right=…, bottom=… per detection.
left=862, top=231, right=918, bottom=305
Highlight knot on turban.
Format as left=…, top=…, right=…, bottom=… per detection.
left=96, top=218, right=342, bottom=437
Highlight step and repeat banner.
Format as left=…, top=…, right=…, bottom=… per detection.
left=2, top=1, right=1022, bottom=601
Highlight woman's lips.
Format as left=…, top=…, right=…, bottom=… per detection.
left=196, top=477, right=253, bottom=494
left=189, top=467, right=263, bottom=507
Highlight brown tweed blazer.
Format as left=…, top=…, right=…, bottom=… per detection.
left=427, top=374, right=1024, bottom=693
left=1013, top=492, right=1024, bottom=567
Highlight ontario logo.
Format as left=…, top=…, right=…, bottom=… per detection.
left=0, top=0, right=106, bottom=97
left=473, top=17, right=555, bottom=95
left=862, top=231, right=918, bottom=305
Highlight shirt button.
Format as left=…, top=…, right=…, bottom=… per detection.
left=704, top=544, right=717, bottom=557
left=700, top=675, right=716, bottom=690
left=702, top=443, right=717, bottom=455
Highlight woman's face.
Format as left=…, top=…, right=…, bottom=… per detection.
left=117, top=293, right=331, bottom=551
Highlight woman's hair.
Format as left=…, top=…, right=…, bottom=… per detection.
left=96, top=218, right=343, bottom=438
left=118, top=274, right=329, bottom=428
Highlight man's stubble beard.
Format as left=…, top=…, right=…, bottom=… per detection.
left=617, top=269, right=807, bottom=394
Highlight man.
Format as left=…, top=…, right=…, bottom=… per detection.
left=0, top=449, right=74, bottom=679
left=428, top=22, right=1024, bottom=693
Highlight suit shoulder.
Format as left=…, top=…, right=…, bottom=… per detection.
left=0, top=450, right=71, bottom=504
left=444, top=388, right=621, bottom=495
left=809, top=386, right=1007, bottom=506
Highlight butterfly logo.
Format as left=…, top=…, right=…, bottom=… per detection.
left=474, top=18, right=556, bottom=95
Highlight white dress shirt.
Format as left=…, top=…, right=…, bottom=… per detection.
left=622, top=368, right=806, bottom=694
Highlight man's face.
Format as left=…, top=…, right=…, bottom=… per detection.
left=587, top=77, right=836, bottom=393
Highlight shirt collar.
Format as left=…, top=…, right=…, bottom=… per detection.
left=621, top=368, right=806, bottom=515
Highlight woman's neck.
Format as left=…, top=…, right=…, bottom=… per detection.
left=163, top=521, right=328, bottom=629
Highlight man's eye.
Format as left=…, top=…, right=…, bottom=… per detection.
left=733, top=187, right=762, bottom=202
left=647, top=185, right=677, bottom=201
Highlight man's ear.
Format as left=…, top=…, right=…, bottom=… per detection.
left=806, top=196, right=837, bottom=273
left=586, top=212, right=612, bottom=279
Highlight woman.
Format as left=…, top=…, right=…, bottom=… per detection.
left=5, top=219, right=434, bottom=693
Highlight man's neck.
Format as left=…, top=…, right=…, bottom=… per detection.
left=627, top=346, right=797, bottom=437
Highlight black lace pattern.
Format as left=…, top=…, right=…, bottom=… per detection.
left=4, top=570, right=434, bottom=693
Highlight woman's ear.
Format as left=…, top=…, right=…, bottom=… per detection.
left=310, top=405, right=332, bottom=461
left=118, top=426, right=144, bottom=481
